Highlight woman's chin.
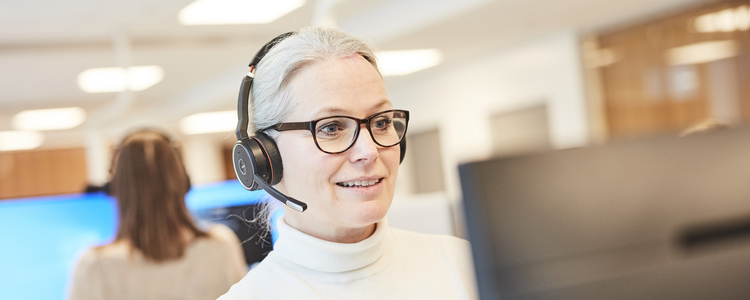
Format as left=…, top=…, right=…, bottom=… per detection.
left=346, top=200, right=391, bottom=226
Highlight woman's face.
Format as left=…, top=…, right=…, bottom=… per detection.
left=275, top=55, right=399, bottom=243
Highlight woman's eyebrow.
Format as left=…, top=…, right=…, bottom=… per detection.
left=315, top=107, right=349, bottom=116
left=313, top=99, right=392, bottom=118
left=369, top=99, right=393, bottom=111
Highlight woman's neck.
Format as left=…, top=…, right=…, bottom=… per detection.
left=283, top=215, right=377, bottom=243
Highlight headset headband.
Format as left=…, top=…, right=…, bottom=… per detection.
left=236, top=32, right=296, bottom=141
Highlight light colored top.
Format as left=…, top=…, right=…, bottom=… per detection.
left=218, top=217, right=478, bottom=300
left=69, top=224, right=247, bottom=300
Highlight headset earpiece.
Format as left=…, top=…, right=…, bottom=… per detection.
left=232, top=138, right=264, bottom=191
left=233, top=132, right=307, bottom=212
left=232, top=131, right=283, bottom=191
left=251, top=132, right=283, bottom=185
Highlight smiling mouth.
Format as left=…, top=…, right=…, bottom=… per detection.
left=336, top=178, right=383, bottom=188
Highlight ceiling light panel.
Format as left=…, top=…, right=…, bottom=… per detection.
left=12, top=107, right=86, bottom=131
left=693, top=6, right=750, bottom=33
left=180, top=110, right=238, bottom=135
left=179, top=0, right=306, bottom=25
left=377, top=49, right=444, bottom=76
left=666, top=40, right=738, bottom=66
left=77, top=66, right=164, bottom=93
left=0, top=131, right=44, bottom=151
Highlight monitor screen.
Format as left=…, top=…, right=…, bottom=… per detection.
left=0, top=180, right=278, bottom=300
left=459, top=127, right=750, bottom=300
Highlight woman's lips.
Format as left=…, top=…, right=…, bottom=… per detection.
left=335, top=177, right=383, bottom=188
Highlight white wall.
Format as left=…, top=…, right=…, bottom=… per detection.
left=388, top=30, right=590, bottom=204
left=182, top=134, right=227, bottom=185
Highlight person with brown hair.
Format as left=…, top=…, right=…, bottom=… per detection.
left=69, top=129, right=247, bottom=300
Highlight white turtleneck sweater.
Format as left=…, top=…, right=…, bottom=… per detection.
left=218, top=217, right=478, bottom=300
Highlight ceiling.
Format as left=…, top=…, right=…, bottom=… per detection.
left=0, top=0, right=713, bottom=149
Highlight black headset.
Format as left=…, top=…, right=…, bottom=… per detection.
left=232, top=32, right=407, bottom=213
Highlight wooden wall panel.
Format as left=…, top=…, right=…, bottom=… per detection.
left=222, top=145, right=237, bottom=181
left=597, top=0, right=750, bottom=138
left=0, top=148, right=88, bottom=200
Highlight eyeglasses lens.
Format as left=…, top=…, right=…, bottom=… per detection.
left=313, top=110, right=407, bottom=153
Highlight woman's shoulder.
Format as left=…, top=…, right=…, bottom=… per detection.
left=205, top=223, right=237, bottom=237
left=195, top=223, right=246, bottom=266
left=202, top=223, right=243, bottom=245
left=389, top=227, right=469, bottom=248
left=387, top=228, right=478, bottom=298
left=218, top=253, right=285, bottom=300
left=388, top=227, right=473, bottom=265
left=73, top=247, right=100, bottom=270
left=73, top=241, right=130, bottom=272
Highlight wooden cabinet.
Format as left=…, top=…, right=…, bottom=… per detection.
left=597, top=0, right=750, bottom=138
left=0, top=148, right=88, bottom=199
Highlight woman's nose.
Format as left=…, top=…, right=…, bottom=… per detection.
left=348, top=125, right=379, bottom=162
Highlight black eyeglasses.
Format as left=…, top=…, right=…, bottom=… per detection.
left=268, top=109, right=409, bottom=154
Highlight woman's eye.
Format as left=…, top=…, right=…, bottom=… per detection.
left=317, top=122, right=343, bottom=135
left=373, top=117, right=392, bottom=130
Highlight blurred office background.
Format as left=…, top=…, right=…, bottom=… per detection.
left=1, top=0, right=749, bottom=298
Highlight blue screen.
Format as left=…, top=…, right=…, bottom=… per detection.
left=0, top=180, right=279, bottom=300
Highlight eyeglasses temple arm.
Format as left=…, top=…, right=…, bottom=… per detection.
left=272, top=122, right=312, bottom=132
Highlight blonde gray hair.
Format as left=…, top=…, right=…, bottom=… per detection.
left=251, top=26, right=381, bottom=137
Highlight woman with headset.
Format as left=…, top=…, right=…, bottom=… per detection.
left=219, top=27, right=477, bottom=299
left=69, top=129, right=247, bottom=300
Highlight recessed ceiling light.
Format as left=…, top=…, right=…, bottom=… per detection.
left=666, top=40, right=738, bottom=66
left=77, top=66, right=164, bottom=93
left=180, top=110, right=238, bottom=135
left=12, top=107, right=86, bottom=131
left=0, top=131, right=44, bottom=151
left=179, top=0, right=306, bottom=25
left=693, top=6, right=750, bottom=33
left=376, top=49, right=444, bottom=76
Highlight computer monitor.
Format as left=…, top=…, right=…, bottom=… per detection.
left=0, top=180, right=278, bottom=300
left=459, top=127, right=750, bottom=300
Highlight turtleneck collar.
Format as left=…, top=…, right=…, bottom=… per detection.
left=273, top=217, right=391, bottom=274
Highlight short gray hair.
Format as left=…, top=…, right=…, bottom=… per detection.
left=251, top=26, right=381, bottom=137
